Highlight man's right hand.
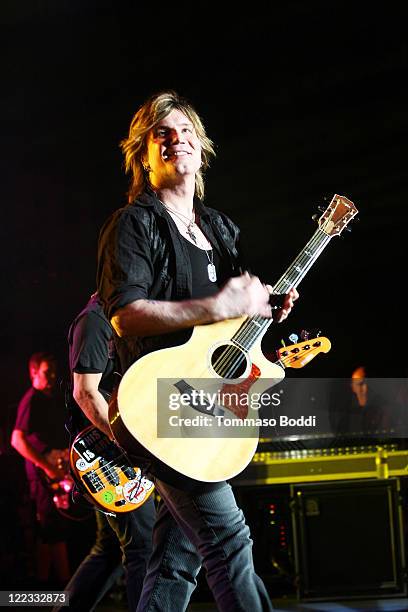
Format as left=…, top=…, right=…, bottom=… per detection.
left=214, top=272, right=273, bottom=320
left=43, top=463, right=62, bottom=481
left=43, top=449, right=68, bottom=481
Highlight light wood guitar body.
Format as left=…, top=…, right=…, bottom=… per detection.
left=113, top=317, right=285, bottom=482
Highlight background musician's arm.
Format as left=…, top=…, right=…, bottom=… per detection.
left=11, top=429, right=60, bottom=480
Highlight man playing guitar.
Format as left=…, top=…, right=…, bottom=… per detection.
left=11, top=352, right=70, bottom=588
left=97, top=90, right=298, bottom=612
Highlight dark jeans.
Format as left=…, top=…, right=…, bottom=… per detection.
left=57, top=510, right=122, bottom=611
left=137, top=480, right=273, bottom=612
left=107, top=495, right=156, bottom=611
left=136, top=498, right=202, bottom=610
left=54, top=495, right=155, bottom=612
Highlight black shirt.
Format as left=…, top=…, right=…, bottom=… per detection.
left=68, top=295, right=115, bottom=394
left=181, top=235, right=220, bottom=299
left=14, top=387, right=68, bottom=481
left=67, top=294, right=117, bottom=435
left=97, top=189, right=245, bottom=373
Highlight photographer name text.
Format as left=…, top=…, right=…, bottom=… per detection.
left=167, top=415, right=317, bottom=428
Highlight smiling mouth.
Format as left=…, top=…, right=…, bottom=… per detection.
left=163, top=151, right=190, bottom=160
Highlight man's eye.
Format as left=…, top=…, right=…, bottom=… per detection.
left=155, top=128, right=168, bottom=137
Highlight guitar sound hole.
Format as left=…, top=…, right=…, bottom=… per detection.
left=211, top=344, right=248, bottom=379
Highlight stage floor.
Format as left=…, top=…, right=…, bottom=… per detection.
left=93, top=597, right=408, bottom=611
left=270, top=599, right=408, bottom=612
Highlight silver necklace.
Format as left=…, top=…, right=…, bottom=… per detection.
left=161, top=202, right=198, bottom=244
left=161, top=201, right=217, bottom=282
left=205, top=248, right=217, bottom=282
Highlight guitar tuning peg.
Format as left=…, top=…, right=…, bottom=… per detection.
left=312, top=213, right=319, bottom=221
left=317, top=205, right=326, bottom=212
left=288, top=333, right=299, bottom=344
left=303, top=328, right=322, bottom=339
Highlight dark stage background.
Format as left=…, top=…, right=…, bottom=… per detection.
left=1, top=0, right=407, bottom=550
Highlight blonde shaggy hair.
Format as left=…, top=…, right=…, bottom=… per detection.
left=120, top=91, right=215, bottom=203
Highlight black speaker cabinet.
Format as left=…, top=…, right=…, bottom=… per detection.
left=291, top=478, right=407, bottom=600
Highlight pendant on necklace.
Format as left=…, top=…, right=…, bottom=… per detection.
left=207, top=263, right=217, bottom=282
left=187, top=223, right=197, bottom=244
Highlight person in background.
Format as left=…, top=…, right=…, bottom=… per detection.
left=349, top=365, right=391, bottom=433
left=11, top=352, right=70, bottom=588
left=59, top=292, right=156, bottom=611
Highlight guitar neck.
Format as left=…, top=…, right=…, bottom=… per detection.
left=232, top=228, right=332, bottom=351
left=273, top=227, right=331, bottom=293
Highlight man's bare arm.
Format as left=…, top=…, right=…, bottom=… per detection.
left=111, top=273, right=296, bottom=338
left=73, top=372, right=112, bottom=438
left=11, top=430, right=61, bottom=480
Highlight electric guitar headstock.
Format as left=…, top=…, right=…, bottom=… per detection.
left=277, top=336, right=331, bottom=369
left=317, top=194, right=358, bottom=236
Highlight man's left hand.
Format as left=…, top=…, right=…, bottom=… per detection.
left=266, top=287, right=299, bottom=323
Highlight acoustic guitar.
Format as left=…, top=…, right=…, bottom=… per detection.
left=110, top=194, right=357, bottom=482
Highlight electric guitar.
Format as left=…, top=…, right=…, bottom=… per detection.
left=70, top=426, right=154, bottom=513
left=275, top=335, right=331, bottom=369
left=42, top=449, right=88, bottom=520
left=110, top=194, right=357, bottom=482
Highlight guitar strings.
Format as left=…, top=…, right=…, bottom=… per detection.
left=222, top=201, right=353, bottom=375
left=187, top=228, right=329, bottom=384
left=230, top=230, right=330, bottom=355
left=214, top=229, right=329, bottom=377
left=211, top=230, right=331, bottom=380
left=222, top=231, right=328, bottom=367
left=217, top=231, right=330, bottom=376
left=86, top=453, right=140, bottom=481
left=85, top=458, right=148, bottom=503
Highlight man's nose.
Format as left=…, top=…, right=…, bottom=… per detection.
left=168, top=128, right=185, bottom=143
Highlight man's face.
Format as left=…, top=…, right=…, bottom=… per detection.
left=144, top=108, right=202, bottom=187
left=31, top=360, right=56, bottom=391
left=351, top=366, right=368, bottom=406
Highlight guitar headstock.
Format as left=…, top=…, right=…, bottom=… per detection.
left=277, top=337, right=331, bottom=369
left=318, top=194, right=358, bottom=236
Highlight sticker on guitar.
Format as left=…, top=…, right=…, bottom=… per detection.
left=122, top=473, right=154, bottom=504
left=70, top=425, right=155, bottom=513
